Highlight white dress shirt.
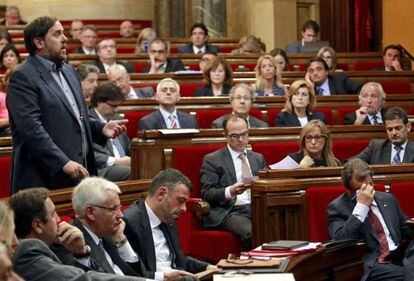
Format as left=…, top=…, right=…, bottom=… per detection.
left=192, top=45, right=206, bottom=54
left=367, top=112, right=384, bottom=124
left=318, top=79, right=331, bottom=96
left=127, top=86, right=139, bottom=99
left=82, top=47, right=96, bottom=55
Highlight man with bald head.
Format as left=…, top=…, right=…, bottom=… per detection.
left=70, top=20, right=84, bottom=39
left=119, top=21, right=135, bottom=38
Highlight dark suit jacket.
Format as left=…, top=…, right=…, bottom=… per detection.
left=91, top=60, right=135, bottom=73
left=6, top=55, right=106, bottom=193
left=285, top=41, right=311, bottom=53
left=177, top=44, right=219, bottom=54
left=141, top=59, right=185, bottom=73
left=200, top=147, right=267, bottom=228
left=0, top=18, right=27, bottom=25
left=195, top=84, right=231, bottom=97
left=355, top=139, right=414, bottom=164
left=13, top=239, right=146, bottom=281
left=123, top=200, right=208, bottom=277
left=72, top=219, right=145, bottom=277
left=343, top=108, right=387, bottom=125
left=72, top=47, right=97, bottom=55
left=132, top=87, right=155, bottom=98
left=327, top=192, right=412, bottom=281
left=138, top=109, right=197, bottom=130
left=317, top=73, right=363, bottom=95
left=404, top=241, right=414, bottom=281
left=212, top=115, right=268, bottom=129
left=275, top=111, right=326, bottom=127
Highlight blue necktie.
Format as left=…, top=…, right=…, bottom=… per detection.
left=317, top=87, right=324, bottom=96
left=392, top=146, right=403, bottom=164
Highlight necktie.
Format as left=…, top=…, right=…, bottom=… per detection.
left=158, top=223, right=176, bottom=267
left=368, top=210, right=390, bottom=263
left=113, top=138, right=126, bottom=157
left=197, top=50, right=203, bottom=54
left=372, top=115, right=379, bottom=125
left=169, top=114, right=178, bottom=129
left=391, top=146, right=403, bottom=164
left=317, top=87, right=324, bottom=96
left=239, top=153, right=252, bottom=178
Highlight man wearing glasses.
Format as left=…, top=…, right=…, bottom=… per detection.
left=142, top=39, right=185, bottom=74
left=92, top=38, right=134, bottom=74
left=200, top=114, right=267, bottom=249
left=212, top=83, right=268, bottom=128
left=89, top=82, right=132, bottom=182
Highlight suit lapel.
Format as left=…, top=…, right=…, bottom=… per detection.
left=222, top=147, right=237, bottom=183
left=381, top=141, right=392, bottom=164
left=137, top=202, right=157, bottom=272
left=155, top=109, right=167, bottom=129
left=290, top=113, right=301, bottom=126
left=403, top=140, right=414, bottom=162
left=328, top=77, right=336, bottom=95
left=247, top=151, right=260, bottom=176
left=375, top=195, right=398, bottom=242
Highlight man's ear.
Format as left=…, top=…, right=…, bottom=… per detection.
left=406, top=122, right=412, bottom=131
left=85, top=206, right=96, bottom=222
left=31, top=218, right=43, bottom=235
left=33, top=37, right=44, bottom=50
left=156, top=186, right=168, bottom=201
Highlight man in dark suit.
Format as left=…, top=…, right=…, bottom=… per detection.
left=285, top=20, right=319, bottom=53
left=372, top=45, right=403, bottom=71
left=201, top=114, right=267, bottom=249
left=108, top=64, right=154, bottom=99
left=141, top=39, right=185, bottom=74
left=92, top=38, right=134, bottom=74
left=343, top=82, right=387, bottom=125
left=355, top=107, right=414, bottom=164
left=212, top=83, right=268, bottom=128
left=139, top=78, right=198, bottom=130
left=0, top=6, right=26, bottom=26
left=404, top=240, right=414, bottom=280
left=90, top=83, right=131, bottom=182
left=307, top=57, right=363, bottom=95
left=124, top=169, right=216, bottom=280
left=177, top=23, right=219, bottom=54
left=72, top=25, right=98, bottom=55
left=328, top=158, right=413, bottom=281
left=6, top=16, right=127, bottom=193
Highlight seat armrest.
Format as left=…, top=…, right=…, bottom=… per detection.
left=188, top=198, right=211, bottom=218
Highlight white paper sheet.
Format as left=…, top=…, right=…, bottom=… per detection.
left=269, top=156, right=300, bottom=170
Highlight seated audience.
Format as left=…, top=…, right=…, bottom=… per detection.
left=124, top=169, right=217, bottom=280
left=119, top=20, right=135, bottom=38
left=201, top=114, right=267, bottom=249
left=0, top=30, right=12, bottom=53
left=286, top=120, right=340, bottom=168
left=0, top=44, right=19, bottom=73
left=142, top=39, right=185, bottom=74
left=286, top=20, right=319, bottom=53
left=354, top=107, right=414, bottom=164
left=0, top=6, right=26, bottom=26
left=343, top=82, right=387, bottom=125
left=77, top=64, right=99, bottom=99
left=72, top=25, right=98, bottom=55
left=90, top=83, right=132, bottom=182
left=307, top=57, right=362, bottom=95
left=92, top=38, right=134, bottom=73
left=139, top=78, right=197, bottom=130
left=0, top=84, right=9, bottom=136
left=275, top=79, right=325, bottom=126
left=195, top=57, right=233, bottom=97
left=269, top=48, right=290, bottom=71
left=135, top=27, right=157, bottom=54
left=212, top=83, right=268, bottom=128
left=252, top=55, right=286, bottom=96
left=328, top=158, right=413, bottom=281
left=198, top=51, right=217, bottom=72
left=177, top=23, right=219, bottom=54
left=317, top=46, right=338, bottom=71
left=375, top=44, right=404, bottom=71
left=69, top=20, right=84, bottom=39
left=231, top=35, right=265, bottom=54
left=108, top=64, right=154, bottom=99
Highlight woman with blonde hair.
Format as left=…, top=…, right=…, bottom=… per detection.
left=317, top=46, right=337, bottom=71
left=275, top=79, right=325, bottom=126
left=135, top=27, right=157, bottom=54
left=252, top=55, right=286, bottom=96
left=232, top=35, right=265, bottom=54
left=195, top=57, right=233, bottom=96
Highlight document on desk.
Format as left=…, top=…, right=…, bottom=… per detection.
left=269, top=156, right=300, bottom=169
left=214, top=273, right=295, bottom=281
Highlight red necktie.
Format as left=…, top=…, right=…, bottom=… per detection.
left=368, top=209, right=390, bottom=263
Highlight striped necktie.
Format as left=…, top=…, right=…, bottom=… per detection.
left=169, top=114, right=178, bottom=129
left=391, top=146, right=403, bottom=164
left=113, top=138, right=125, bottom=157
left=368, top=210, right=390, bottom=263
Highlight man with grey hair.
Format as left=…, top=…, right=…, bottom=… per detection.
left=72, top=25, right=98, bottom=55
left=328, top=158, right=413, bottom=281
left=344, top=82, right=387, bottom=125
left=139, top=78, right=197, bottom=130
left=108, top=64, right=154, bottom=99
left=212, top=83, right=268, bottom=128
left=92, top=38, right=134, bottom=74
left=77, top=64, right=99, bottom=99
left=0, top=6, right=26, bottom=26
left=70, top=20, right=84, bottom=39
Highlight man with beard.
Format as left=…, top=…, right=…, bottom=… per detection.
left=344, top=82, right=387, bottom=125
left=354, top=107, right=414, bottom=164
left=6, top=16, right=127, bottom=193
left=123, top=169, right=217, bottom=280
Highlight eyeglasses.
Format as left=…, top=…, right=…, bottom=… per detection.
left=150, top=49, right=166, bottom=55
left=227, top=131, right=249, bottom=140
left=105, top=101, right=122, bottom=108
left=91, top=204, right=122, bottom=212
left=304, top=135, right=325, bottom=143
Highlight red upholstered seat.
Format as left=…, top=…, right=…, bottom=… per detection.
left=124, top=111, right=152, bottom=138
left=117, top=47, right=136, bottom=54
left=337, top=107, right=358, bottom=125
left=133, top=63, right=149, bottom=73
left=251, top=142, right=300, bottom=165
left=336, top=63, right=350, bottom=71
left=306, top=185, right=346, bottom=242
left=180, top=84, right=204, bottom=97
left=390, top=182, right=414, bottom=217
left=314, top=108, right=333, bottom=125
left=266, top=109, right=282, bottom=126
left=353, top=61, right=384, bottom=71
left=380, top=82, right=412, bottom=95
left=0, top=156, right=11, bottom=198
left=332, top=139, right=370, bottom=161
left=219, top=46, right=237, bottom=53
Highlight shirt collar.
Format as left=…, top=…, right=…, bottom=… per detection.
left=392, top=140, right=408, bottom=151
left=319, top=78, right=330, bottom=91
left=127, top=86, right=138, bottom=99
left=35, top=54, right=62, bottom=72
left=227, top=144, right=247, bottom=161
left=94, top=108, right=108, bottom=122
left=159, top=107, right=177, bottom=120
left=82, top=224, right=101, bottom=246
left=82, top=47, right=96, bottom=55
left=193, top=45, right=206, bottom=54
left=145, top=201, right=162, bottom=229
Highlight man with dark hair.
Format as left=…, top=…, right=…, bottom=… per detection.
left=69, top=20, right=84, bottom=39
left=0, top=6, right=26, bottom=26
left=328, top=158, right=413, bottom=281
left=6, top=16, right=127, bottom=193
left=354, top=107, right=414, bottom=164
left=72, top=25, right=98, bottom=55
left=286, top=20, right=319, bottom=53
left=379, top=45, right=403, bottom=71
left=92, top=38, right=134, bottom=74
left=200, top=114, right=267, bottom=249
left=307, top=57, right=363, bottom=95
left=177, top=23, right=219, bottom=54
left=77, top=64, right=99, bottom=99
left=124, top=169, right=216, bottom=280
left=90, top=82, right=132, bottom=181
left=141, top=39, right=185, bottom=74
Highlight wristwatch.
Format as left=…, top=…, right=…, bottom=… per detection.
left=73, top=245, right=91, bottom=259
left=114, top=236, right=128, bottom=248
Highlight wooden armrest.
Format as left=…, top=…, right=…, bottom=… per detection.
left=189, top=199, right=211, bottom=219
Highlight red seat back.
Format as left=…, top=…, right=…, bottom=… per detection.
left=336, top=63, right=350, bottom=71
left=332, top=139, right=370, bottom=161
left=380, top=82, right=412, bottom=95
left=251, top=142, right=300, bottom=165
left=179, top=84, right=204, bottom=97
left=314, top=108, right=333, bottom=125
left=391, top=182, right=414, bottom=217
left=133, top=63, right=149, bottom=73
left=195, top=109, right=232, bottom=129
left=124, top=111, right=152, bottom=138
left=0, top=156, right=11, bottom=198
left=266, top=109, right=282, bottom=126
left=337, top=108, right=358, bottom=125
left=353, top=61, right=384, bottom=71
